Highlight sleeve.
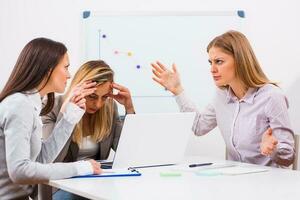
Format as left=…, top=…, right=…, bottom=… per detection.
left=175, top=91, right=217, bottom=136
left=111, top=102, right=124, bottom=151
left=265, top=91, right=295, bottom=167
left=41, top=98, right=60, bottom=140
left=4, top=103, right=92, bottom=185
left=38, top=102, right=84, bottom=164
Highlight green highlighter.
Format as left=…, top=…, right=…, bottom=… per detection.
left=160, top=172, right=182, bottom=177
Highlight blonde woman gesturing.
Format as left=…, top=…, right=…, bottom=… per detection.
left=152, top=31, right=295, bottom=168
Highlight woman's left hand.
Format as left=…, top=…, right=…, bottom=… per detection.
left=260, top=128, right=278, bottom=156
left=109, top=83, right=135, bottom=114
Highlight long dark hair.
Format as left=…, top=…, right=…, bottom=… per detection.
left=0, top=38, right=67, bottom=115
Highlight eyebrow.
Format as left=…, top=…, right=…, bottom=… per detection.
left=91, top=91, right=110, bottom=97
left=102, top=92, right=110, bottom=96
left=208, top=57, right=225, bottom=62
left=211, top=57, right=225, bottom=60
left=89, top=93, right=98, bottom=97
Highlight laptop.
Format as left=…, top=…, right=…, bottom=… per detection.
left=101, top=112, right=195, bottom=169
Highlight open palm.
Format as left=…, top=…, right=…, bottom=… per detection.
left=151, top=61, right=183, bottom=95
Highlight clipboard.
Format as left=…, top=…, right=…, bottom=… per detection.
left=72, top=168, right=141, bottom=178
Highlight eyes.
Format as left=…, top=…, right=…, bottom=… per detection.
left=64, top=64, right=70, bottom=70
left=208, top=59, right=224, bottom=65
left=87, top=94, right=109, bottom=101
left=87, top=94, right=98, bottom=100
left=102, top=95, right=109, bottom=100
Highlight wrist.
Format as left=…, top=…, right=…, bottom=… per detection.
left=172, top=85, right=184, bottom=96
left=76, top=160, right=93, bottom=176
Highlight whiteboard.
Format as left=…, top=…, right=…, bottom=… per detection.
left=82, top=11, right=245, bottom=114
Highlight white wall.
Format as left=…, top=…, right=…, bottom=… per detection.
left=1, top=0, right=300, bottom=159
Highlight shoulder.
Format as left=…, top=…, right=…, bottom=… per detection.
left=0, top=92, right=33, bottom=112
left=257, top=84, right=289, bottom=108
left=2, top=92, right=28, bottom=103
left=257, top=84, right=284, bottom=95
left=257, top=84, right=286, bottom=100
left=0, top=93, right=35, bottom=124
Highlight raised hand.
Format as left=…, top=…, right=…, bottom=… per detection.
left=260, top=128, right=278, bottom=156
left=62, top=81, right=97, bottom=111
left=109, top=82, right=135, bottom=114
left=151, top=61, right=183, bottom=95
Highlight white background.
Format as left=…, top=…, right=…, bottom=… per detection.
left=1, top=0, right=300, bottom=159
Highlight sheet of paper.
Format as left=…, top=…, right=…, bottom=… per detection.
left=196, top=166, right=269, bottom=176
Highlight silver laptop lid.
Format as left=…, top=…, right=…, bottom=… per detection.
left=112, top=112, right=195, bottom=169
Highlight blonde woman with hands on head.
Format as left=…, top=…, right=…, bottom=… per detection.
left=42, top=60, right=135, bottom=200
left=152, top=30, right=294, bottom=168
left=0, top=38, right=102, bottom=200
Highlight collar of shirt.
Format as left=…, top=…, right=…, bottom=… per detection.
left=24, top=89, right=42, bottom=113
left=226, top=87, right=258, bottom=104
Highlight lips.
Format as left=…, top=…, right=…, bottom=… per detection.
left=213, top=76, right=221, bottom=81
left=89, top=108, right=98, bottom=113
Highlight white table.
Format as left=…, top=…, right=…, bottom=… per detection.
left=48, top=156, right=300, bottom=200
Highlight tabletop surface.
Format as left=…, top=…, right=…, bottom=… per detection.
left=48, top=156, right=300, bottom=200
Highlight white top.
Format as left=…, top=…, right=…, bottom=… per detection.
left=77, top=136, right=100, bottom=161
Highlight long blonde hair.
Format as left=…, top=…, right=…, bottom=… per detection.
left=207, top=30, right=275, bottom=89
left=64, top=60, right=114, bottom=144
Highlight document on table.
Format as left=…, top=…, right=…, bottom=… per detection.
left=204, top=166, right=269, bottom=175
left=195, top=166, right=269, bottom=176
left=171, top=163, right=237, bottom=172
left=169, top=163, right=269, bottom=176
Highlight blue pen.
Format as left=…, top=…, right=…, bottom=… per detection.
left=189, top=162, right=213, bottom=168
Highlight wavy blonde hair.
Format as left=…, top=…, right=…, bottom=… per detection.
left=207, top=30, right=275, bottom=89
left=64, top=60, right=114, bottom=144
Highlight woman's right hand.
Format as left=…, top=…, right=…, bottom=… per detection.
left=260, top=128, right=278, bottom=156
left=88, top=159, right=102, bottom=174
left=61, top=81, right=97, bottom=112
left=151, top=61, right=183, bottom=95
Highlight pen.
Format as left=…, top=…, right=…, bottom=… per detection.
left=128, top=164, right=175, bottom=169
left=189, top=162, right=213, bottom=168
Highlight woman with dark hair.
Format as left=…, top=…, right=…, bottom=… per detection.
left=0, top=38, right=102, bottom=200
left=152, top=30, right=295, bottom=168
